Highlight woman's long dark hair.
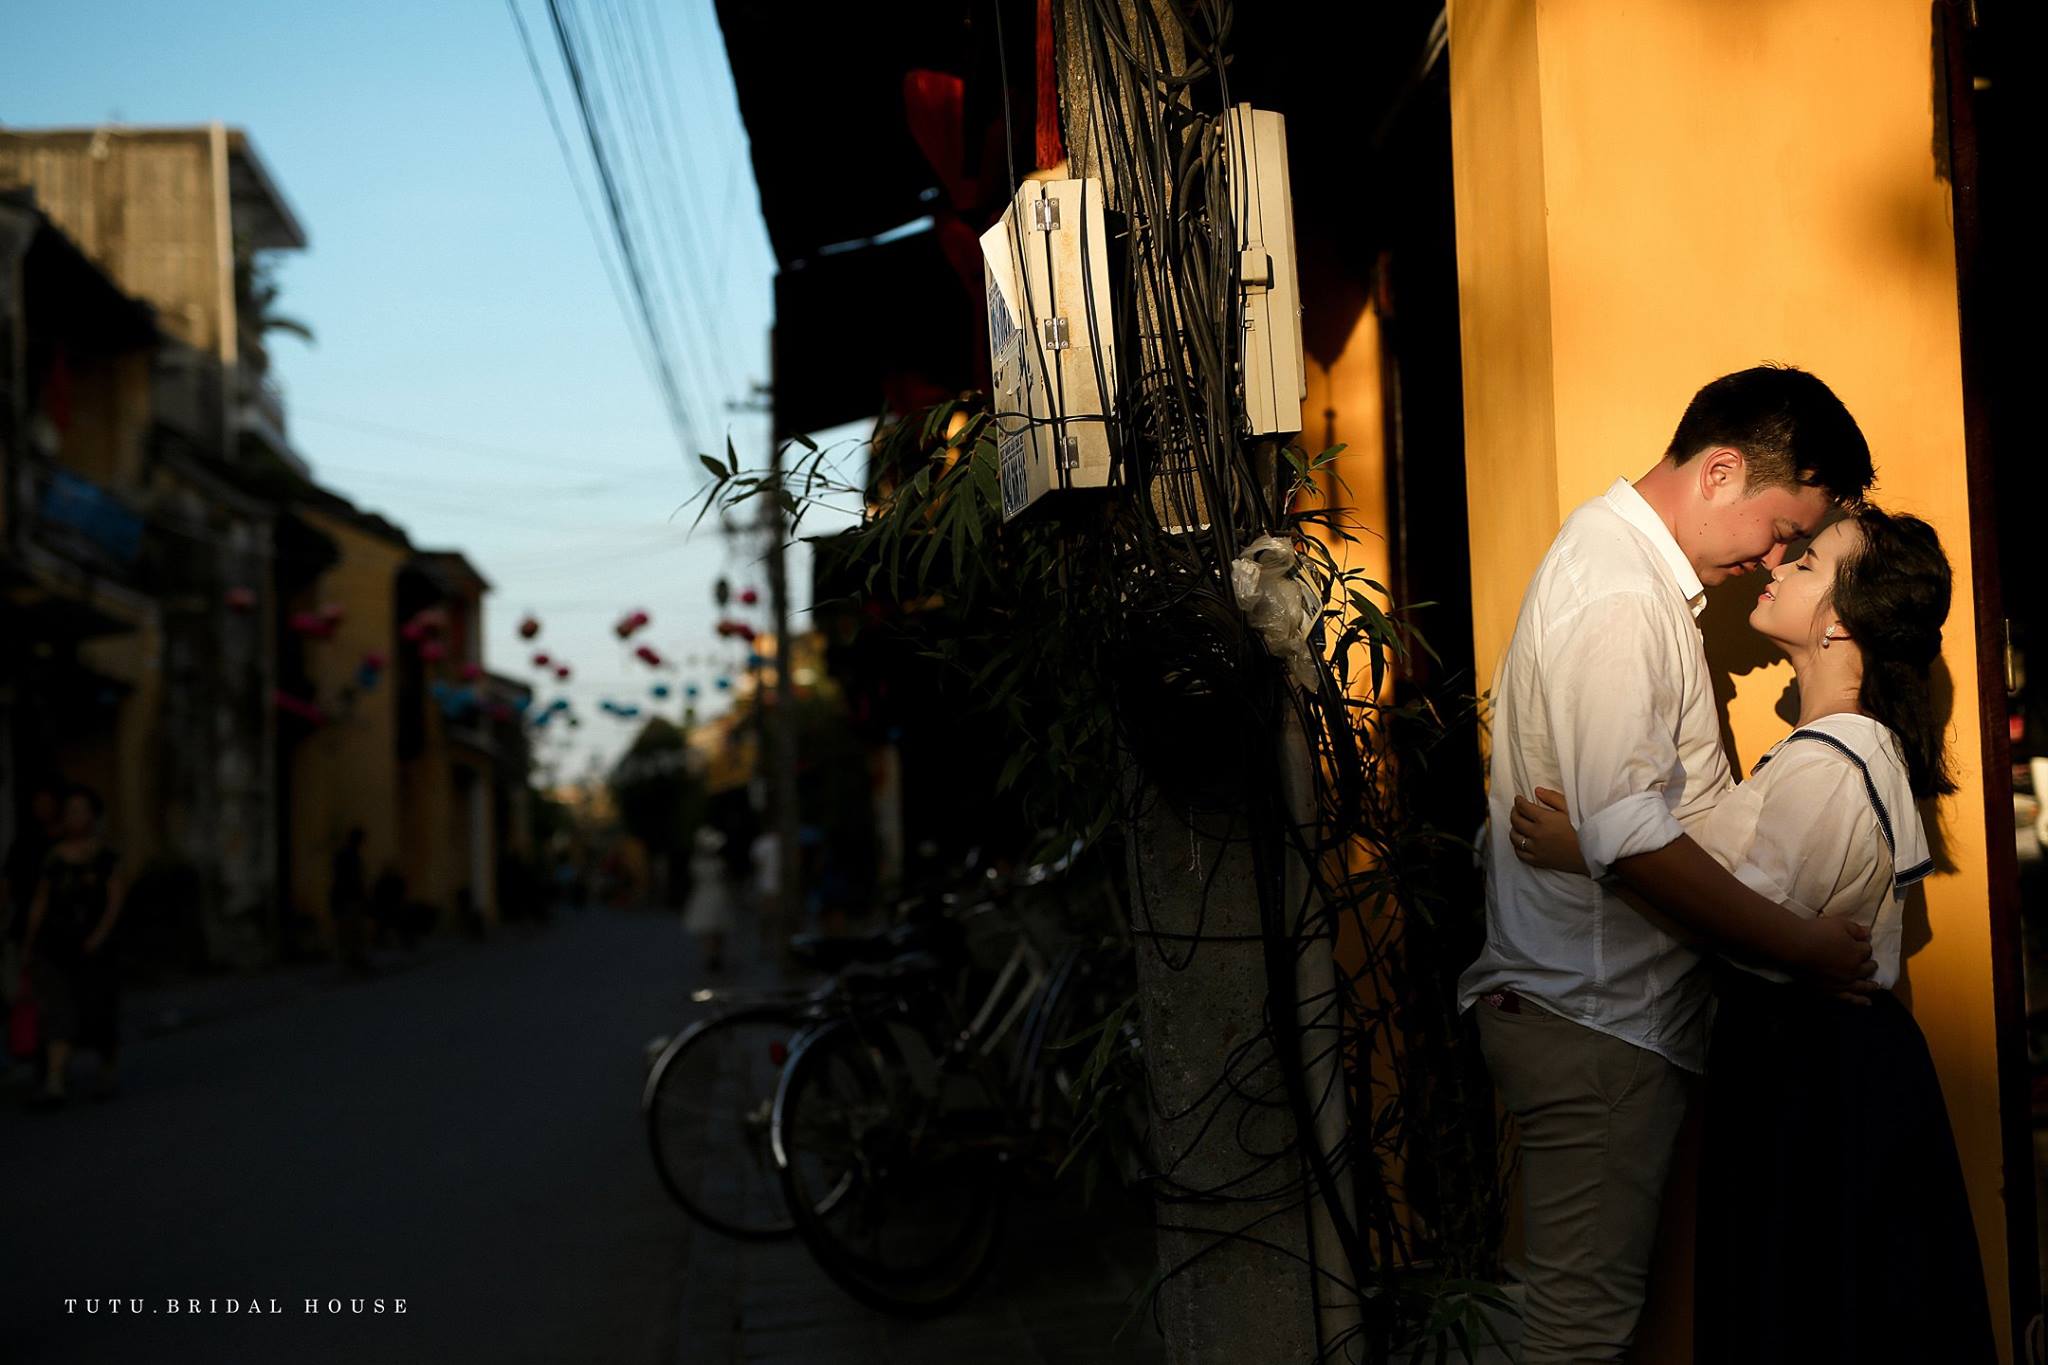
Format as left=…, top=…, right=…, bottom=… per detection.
left=1830, top=505, right=1955, bottom=798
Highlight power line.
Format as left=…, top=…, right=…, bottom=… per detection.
left=504, top=0, right=675, bottom=434
left=569, top=0, right=725, bottom=438
left=540, top=0, right=704, bottom=461
left=295, top=407, right=661, bottom=475
left=618, top=0, right=745, bottom=401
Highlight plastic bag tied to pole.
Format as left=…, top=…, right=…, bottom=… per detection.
left=1230, top=535, right=1322, bottom=689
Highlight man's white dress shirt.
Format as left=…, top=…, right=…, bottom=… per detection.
left=1691, top=711, right=1933, bottom=989
left=1458, top=478, right=1733, bottom=1072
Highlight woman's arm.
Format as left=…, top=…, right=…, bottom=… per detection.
left=1510, top=788, right=1586, bottom=873
left=1510, top=789, right=1721, bottom=950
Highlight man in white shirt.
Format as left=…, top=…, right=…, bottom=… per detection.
left=1457, top=366, right=1879, bottom=1362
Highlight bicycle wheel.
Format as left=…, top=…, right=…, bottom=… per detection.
left=643, top=1004, right=803, bottom=1240
left=771, top=1017, right=1008, bottom=1316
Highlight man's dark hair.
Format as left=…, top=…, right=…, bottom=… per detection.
left=1665, top=364, right=1874, bottom=504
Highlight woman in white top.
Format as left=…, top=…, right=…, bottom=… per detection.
left=1509, top=505, right=1993, bottom=1364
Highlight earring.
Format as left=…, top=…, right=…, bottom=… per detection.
left=1821, top=628, right=1835, bottom=649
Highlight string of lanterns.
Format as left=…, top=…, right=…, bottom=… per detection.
left=254, top=570, right=779, bottom=745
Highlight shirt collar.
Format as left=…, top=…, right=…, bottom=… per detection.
left=1603, top=477, right=1707, bottom=617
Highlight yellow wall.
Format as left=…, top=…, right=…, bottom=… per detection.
left=286, top=508, right=405, bottom=933
left=1301, top=303, right=1393, bottom=692
left=396, top=584, right=496, bottom=925
left=1449, top=0, right=2008, bottom=1355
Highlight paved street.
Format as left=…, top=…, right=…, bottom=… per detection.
left=1, top=908, right=700, bottom=1365
left=0, top=908, right=1167, bottom=1365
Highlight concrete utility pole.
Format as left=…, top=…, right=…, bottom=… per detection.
left=1054, top=5, right=1359, bottom=1362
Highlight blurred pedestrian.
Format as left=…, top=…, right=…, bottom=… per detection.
left=2, top=784, right=64, bottom=1018
left=21, top=785, right=125, bottom=1107
left=679, top=827, right=733, bottom=973
left=330, top=827, right=370, bottom=972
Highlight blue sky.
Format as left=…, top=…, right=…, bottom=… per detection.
left=2, top=0, right=859, bottom=783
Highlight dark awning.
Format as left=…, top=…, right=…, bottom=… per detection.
left=713, top=0, right=1040, bottom=434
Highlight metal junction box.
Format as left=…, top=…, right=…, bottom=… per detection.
left=1226, top=105, right=1305, bottom=438
left=980, top=178, right=1119, bottom=522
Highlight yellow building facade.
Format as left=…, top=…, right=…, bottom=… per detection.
left=280, top=502, right=407, bottom=940
left=1447, top=0, right=2012, bottom=1353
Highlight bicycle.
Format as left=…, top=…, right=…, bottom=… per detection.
left=768, top=923, right=1134, bottom=1316
left=641, top=913, right=973, bottom=1240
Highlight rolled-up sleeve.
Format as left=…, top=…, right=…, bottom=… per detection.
left=1541, top=592, right=1689, bottom=880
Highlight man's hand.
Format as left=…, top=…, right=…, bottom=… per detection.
left=1790, top=915, right=1879, bottom=1004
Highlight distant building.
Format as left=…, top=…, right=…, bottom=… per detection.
left=2, top=128, right=533, bottom=964
left=0, top=190, right=163, bottom=875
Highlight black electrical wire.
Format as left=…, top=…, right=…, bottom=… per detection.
left=541, top=0, right=703, bottom=459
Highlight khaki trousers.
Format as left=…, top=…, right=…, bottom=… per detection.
left=1477, top=997, right=1689, bottom=1364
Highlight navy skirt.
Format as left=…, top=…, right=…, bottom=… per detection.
left=1695, top=967, right=1996, bottom=1363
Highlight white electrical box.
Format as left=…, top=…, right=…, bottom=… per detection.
left=980, top=177, right=1119, bottom=522
left=1226, top=105, right=1305, bottom=437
